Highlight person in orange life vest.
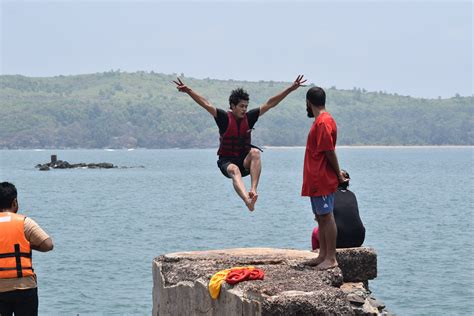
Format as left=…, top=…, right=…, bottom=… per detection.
left=173, top=75, right=306, bottom=212
left=301, top=87, right=348, bottom=270
left=0, top=182, right=53, bottom=316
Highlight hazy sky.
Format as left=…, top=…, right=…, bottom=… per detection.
left=1, top=0, right=472, bottom=98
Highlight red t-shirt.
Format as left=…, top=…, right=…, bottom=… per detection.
left=301, top=112, right=339, bottom=196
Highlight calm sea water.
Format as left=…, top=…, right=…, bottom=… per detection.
left=0, top=147, right=472, bottom=315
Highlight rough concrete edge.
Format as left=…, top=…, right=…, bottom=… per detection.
left=153, top=259, right=263, bottom=316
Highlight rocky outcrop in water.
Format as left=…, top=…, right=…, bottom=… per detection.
left=36, top=160, right=116, bottom=171
left=152, top=247, right=393, bottom=316
left=35, top=155, right=143, bottom=171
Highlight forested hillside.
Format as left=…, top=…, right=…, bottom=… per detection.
left=0, top=71, right=472, bottom=149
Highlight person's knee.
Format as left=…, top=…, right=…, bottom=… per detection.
left=317, top=212, right=333, bottom=224
left=227, top=164, right=241, bottom=178
left=249, top=148, right=261, bottom=160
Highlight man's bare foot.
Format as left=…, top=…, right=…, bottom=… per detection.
left=245, top=199, right=255, bottom=212
left=249, top=191, right=258, bottom=204
left=249, top=190, right=258, bottom=199
left=316, top=259, right=338, bottom=270
left=303, top=256, right=325, bottom=266
left=245, top=193, right=258, bottom=212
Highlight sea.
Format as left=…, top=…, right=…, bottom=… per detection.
left=0, top=147, right=473, bottom=315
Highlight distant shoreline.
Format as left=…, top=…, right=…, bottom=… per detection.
left=264, top=145, right=473, bottom=149
left=1, top=145, right=472, bottom=151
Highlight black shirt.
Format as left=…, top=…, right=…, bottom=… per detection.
left=214, top=108, right=260, bottom=135
left=333, top=188, right=366, bottom=248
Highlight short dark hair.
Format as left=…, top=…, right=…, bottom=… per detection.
left=338, top=170, right=350, bottom=190
left=0, top=182, right=17, bottom=209
left=229, top=88, right=249, bottom=108
left=306, top=87, right=326, bottom=107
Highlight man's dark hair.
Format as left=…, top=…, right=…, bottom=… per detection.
left=306, top=86, right=326, bottom=107
left=229, top=88, right=249, bottom=108
left=338, top=170, right=350, bottom=190
left=0, top=182, right=17, bottom=209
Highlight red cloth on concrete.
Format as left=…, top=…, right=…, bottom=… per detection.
left=225, top=268, right=264, bottom=285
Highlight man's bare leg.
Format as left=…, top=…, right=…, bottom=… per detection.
left=244, top=148, right=261, bottom=204
left=317, top=212, right=338, bottom=270
left=227, top=164, right=256, bottom=211
left=306, top=215, right=326, bottom=266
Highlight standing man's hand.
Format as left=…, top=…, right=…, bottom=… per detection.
left=289, top=75, right=307, bottom=92
left=338, top=171, right=349, bottom=184
left=173, top=78, right=191, bottom=93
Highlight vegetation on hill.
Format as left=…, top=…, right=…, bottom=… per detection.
left=0, top=71, right=472, bottom=149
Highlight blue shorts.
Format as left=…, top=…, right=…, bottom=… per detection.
left=310, top=194, right=335, bottom=215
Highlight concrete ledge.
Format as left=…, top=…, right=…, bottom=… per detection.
left=153, top=247, right=385, bottom=316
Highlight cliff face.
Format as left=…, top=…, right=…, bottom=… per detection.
left=152, top=247, right=391, bottom=316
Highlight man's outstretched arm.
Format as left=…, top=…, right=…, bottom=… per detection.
left=173, top=78, right=217, bottom=117
left=259, top=75, right=306, bottom=116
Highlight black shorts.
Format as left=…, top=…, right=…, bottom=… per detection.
left=217, top=155, right=250, bottom=178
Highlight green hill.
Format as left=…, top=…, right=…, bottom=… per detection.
left=0, top=71, right=472, bottom=148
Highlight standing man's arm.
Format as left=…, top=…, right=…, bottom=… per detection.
left=173, top=78, right=217, bottom=117
left=324, top=150, right=348, bottom=183
left=259, top=75, right=307, bottom=116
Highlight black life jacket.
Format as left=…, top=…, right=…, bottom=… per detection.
left=217, top=112, right=251, bottom=157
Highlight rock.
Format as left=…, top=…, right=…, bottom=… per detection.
left=35, top=158, right=120, bottom=170
left=368, top=295, right=386, bottom=309
left=153, top=247, right=389, bottom=316
left=53, top=160, right=71, bottom=169
left=347, top=293, right=366, bottom=305
left=336, top=247, right=377, bottom=282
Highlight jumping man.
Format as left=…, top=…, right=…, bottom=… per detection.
left=173, top=75, right=306, bottom=211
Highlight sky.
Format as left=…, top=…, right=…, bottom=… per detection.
left=1, top=0, right=472, bottom=98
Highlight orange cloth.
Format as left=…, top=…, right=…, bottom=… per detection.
left=226, top=269, right=251, bottom=285
left=226, top=268, right=264, bottom=285
left=208, top=266, right=255, bottom=299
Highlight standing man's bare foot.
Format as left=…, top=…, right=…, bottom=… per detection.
left=316, top=259, right=338, bottom=270
left=303, top=256, right=325, bottom=267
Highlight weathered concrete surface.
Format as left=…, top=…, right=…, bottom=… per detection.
left=152, top=247, right=388, bottom=316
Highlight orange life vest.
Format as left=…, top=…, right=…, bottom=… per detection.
left=217, top=112, right=251, bottom=157
left=0, top=212, right=35, bottom=279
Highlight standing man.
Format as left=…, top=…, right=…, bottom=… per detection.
left=0, top=182, right=54, bottom=316
left=302, top=87, right=347, bottom=270
left=173, top=75, right=306, bottom=211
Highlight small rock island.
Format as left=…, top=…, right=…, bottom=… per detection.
left=35, top=154, right=138, bottom=171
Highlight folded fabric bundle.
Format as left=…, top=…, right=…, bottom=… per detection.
left=208, top=268, right=232, bottom=299
left=226, top=268, right=265, bottom=285
left=208, top=266, right=265, bottom=299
